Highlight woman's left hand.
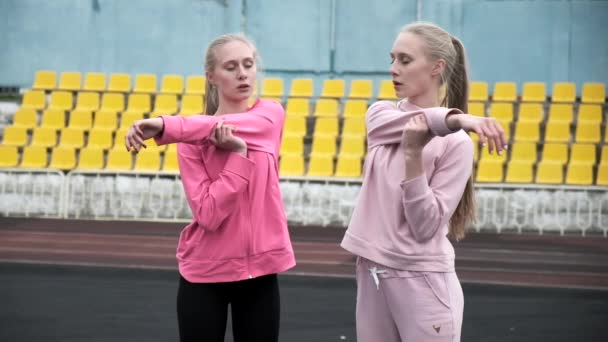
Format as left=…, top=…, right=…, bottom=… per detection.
left=401, top=114, right=433, bottom=153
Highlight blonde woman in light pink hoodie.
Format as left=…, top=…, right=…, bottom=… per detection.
left=125, top=34, right=294, bottom=342
left=341, top=22, right=507, bottom=342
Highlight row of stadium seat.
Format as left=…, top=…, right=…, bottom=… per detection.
left=2, top=142, right=606, bottom=185
left=31, top=70, right=606, bottom=103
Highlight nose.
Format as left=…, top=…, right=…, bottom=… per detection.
left=236, top=65, right=247, bottom=80
left=389, top=62, right=399, bottom=77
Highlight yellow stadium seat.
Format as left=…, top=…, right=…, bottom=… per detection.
left=20, top=146, right=48, bottom=168
left=569, top=144, right=596, bottom=166
left=600, top=145, right=608, bottom=165
left=48, top=91, right=73, bottom=111
left=280, top=135, right=304, bottom=156
left=320, top=79, right=345, bottom=99
left=32, top=70, right=56, bottom=90
left=40, top=109, right=66, bottom=129
left=310, top=135, right=336, bottom=156
left=535, top=162, right=564, bottom=184
left=100, top=93, right=125, bottom=112
left=283, top=117, right=307, bottom=136
left=475, top=160, right=504, bottom=182
left=68, top=109, right=93, bottom=131
left=551, top=82, right=575, bottom=103
left=133, top=74, right=157, bottom=94
left=289, top=78, right=313, bottom=98
left=377, top=80, right=398, bottom=100
left=93, top=110, right=118, bottom=131
left=285, top=98, right=310, bottom=117
left=492, top=82, right=517, bottom=102
left=58, top=72, right=81, bottom=91
left=339, top=135, right=365, bottom=157
left=335, top=154, right=362, bottom=178
left=577, top=104, right=602, bottom=125
left=114, top=128, right=128, bottom=148
left=547, top=104, right=573, bottom=124
left=185, top=76, right=206, bottom=95
left=469, top=82, right=489, bottom=102
left=513, top=121, right=539, bottom=143
left=162, top=149, right=179, bottom=172
left=120, top=111, right=144, bottom=130
left=21, top=90, right=46, bottom=110
left=134, top=149, right=161, bottom=171
left=596, top=164, right=608, bottom=186
left=49, top=146, right=76, bottom=170
left=141, top=137, right=166, bottom=153
left=125, top=94, right=151, bottom=113
left=581, top=83, right=605, bottom=104
left=468, top=102, right=485, bottom=117
left=87, top=129, right=114, bottom=150
left=279, top=154, right=304, bottom=176
left=509, top=142, right=537, bottom=164
left=565, top=164, right=593, bottom=185
left=544, top=121, right=570, bottom=143
left=12, top=108, right=38, bottom=128
left=106, top=148, right=133, bottom=171
left=518, top=103, right=543, bottom=124
left=166, top=143, right=177, bottom=154
left=2, top=126, right=28, bottom=146
left=160, top=74, right=184, bottom=94
left=77, top=147, right=105, bottom=170
left=314, top=117, right=339, bottom=137
left=0, top=146, right=19, bottom=168
left=541, top=143, right=568, bottom=165
left=342, top=100, right=368, bottom=118
left=261, top=78, right=284, bottom=98
left=488, top=102, right=513, bottom=123
left=521, top=82, right=546, bottom=102
left=479, top=146, right=507, bottom=165
left=74, top=92, right=100, bottom=111
left=307, top=153, right=334, bottom=176
left=180, top=94, right=204, bottom=116
left=348, top=80, right=373, bottom=99
left=83, top=72, right=106, bottom=92
left=108, top=73, right=131, bottom=93
left=575, top=122, right=600, bottom=143
left=59, top=128, right=85, bottom=148
left=31, top=127, right=58, bottom=147
left=342, top=117, right=366, bottom=137
left=505, top=161, right=534, bottom=183
left=150, top=94, right=178, bottom=117
left=313, top=99, right=339, bottom=117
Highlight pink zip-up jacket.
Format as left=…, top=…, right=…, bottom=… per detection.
left=340, top=100, right=473, bottom=272
left=155, top=99, right=296, bottom=283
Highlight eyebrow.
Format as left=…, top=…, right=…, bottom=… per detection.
left=390, top=52, right=413, bottom=59
left=222, top=57, right=254, bottom=65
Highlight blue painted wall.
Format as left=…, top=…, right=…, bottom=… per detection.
left=0, top=0, right=606, bottom=95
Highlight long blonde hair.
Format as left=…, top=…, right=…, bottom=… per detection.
left=402, top=22, right=475, bottom=241
left=202, top=33, right=259, bottom=115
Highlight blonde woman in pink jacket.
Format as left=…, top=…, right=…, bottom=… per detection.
left=125, top=34, right=295, bottom=342
left=341, top=22, right=507, bottom=342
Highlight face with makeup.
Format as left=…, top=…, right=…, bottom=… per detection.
left=390, top=31, right=445, bottom=100
left=207, top=40, right=257, bottom=103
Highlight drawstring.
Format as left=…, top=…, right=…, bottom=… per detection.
left=368, top=266, right=387, bottom=290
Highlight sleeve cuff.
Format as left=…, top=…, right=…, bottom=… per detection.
left=424, top=108, right=462, bottom=137
left=400, top=174, right=431, bottom=202
left=154, top=116, right=179, bottom=145
left=224, top=152, right=256, bottom=181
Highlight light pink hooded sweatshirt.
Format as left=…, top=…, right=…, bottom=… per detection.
left=156, top=99, right=295, bottom=283
left=341, top=100, right=473, bottom=272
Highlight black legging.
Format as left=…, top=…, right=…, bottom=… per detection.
left=177, top=273, right=280, bottom=342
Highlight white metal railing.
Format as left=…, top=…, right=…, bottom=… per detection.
left=1, top=169, right=607, bottom=237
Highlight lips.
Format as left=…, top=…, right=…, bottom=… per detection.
left=237, top=84, right=250, bottom=90
left=393, top=80, right=403, bottom=87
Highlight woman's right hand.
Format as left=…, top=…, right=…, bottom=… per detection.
left=125, top=118, right=164, bottom=153
left=210, top=120, right=247, bottom=156
left=454, top=115, right=507, bottom=155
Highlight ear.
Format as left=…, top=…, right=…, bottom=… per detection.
left=431, top=59, right=446, bottom=77
left=206, top=71, right=214, bottom=86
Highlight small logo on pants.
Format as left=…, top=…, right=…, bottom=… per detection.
left=433, top=325, right=441, bottom=333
